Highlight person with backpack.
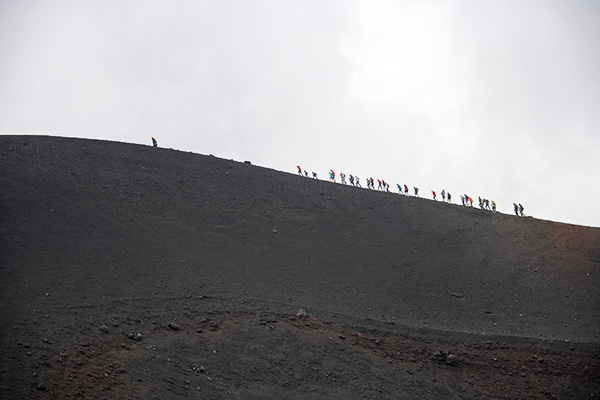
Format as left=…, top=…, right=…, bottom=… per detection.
left=441, top=189, right=446, bottom=202
left=432, top=191, right=437, bottom=200
left=447, top=192, right=451, bottom=203
left=297, top=166, right=303, bottom=176
left=513, top=203, right=519, bottom=216
left=519, top=203, right=525, bottom=216
left=491, top=200, right=496, bottom=212
left=152, top=137, right=158, bottom=147
left=404, top=185, right=409, bottom=196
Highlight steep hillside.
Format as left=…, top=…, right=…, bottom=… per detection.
left=1, top=135, right=599, bottom=399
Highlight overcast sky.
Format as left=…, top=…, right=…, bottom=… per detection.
left=1, top=0, right=599, bottom=227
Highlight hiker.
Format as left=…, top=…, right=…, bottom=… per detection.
left=356, top=176, right=361, bottom=187
left=312, top=172, right=318, bottom=179
left=432, top=191, right=437, bottom=200
left=441, top=189, right=446, bottom=202
left=414, top=187, right=419, bottom=197
left=297, top=166, right=303, bottom=176
left=519, top=203, right=525, bottom=217
left=304, top=170, right=309, bottom=177
left=484, top=199, right=491, bottom=211
left=447, top=192, right=451, bottom=203
left=513, top=203, right=519, bottom=216
left=397, top=184, right=402, bottom=194
left=152, top=137, right=158, bottom=147
left=349, top=175, right=354, bottom=186
left=340, top=172, right=346, bottom=184
left=469, top=197, right=473, bottom=207
left=460, top=195, right=465, bottom=206
left=329, top=170, right=335, bottom=182
left=377, top=179, right=383, bottom=191
left=491, top=200, right=496, bottom=212
left=404, top=185, right=409, bottom=196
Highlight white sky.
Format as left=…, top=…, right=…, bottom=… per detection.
left=1, top=0, right=599, bottom=227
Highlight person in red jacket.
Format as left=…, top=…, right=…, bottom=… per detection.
left=432, top=191, right=437, bottom=200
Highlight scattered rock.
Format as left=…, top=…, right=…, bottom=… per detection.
left=272, top=229, right=279, bottom=234
left=452, top=293, right=464, bottom=298
left=168, top=322, right=180, bottom=331
left=446, top=354, right=459, bottom=366
left=99, top=324, right=110, bottom=333
left=127, top=332, right=143, bottom=341
left=296, top=309, right=308, bottom=318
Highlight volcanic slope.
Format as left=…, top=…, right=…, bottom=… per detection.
left=1, top=135, right=599, bottom=399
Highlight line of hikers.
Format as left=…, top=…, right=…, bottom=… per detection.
left=513, top=203, right=525, bottom=217
left=297, top=166, right=524, bottom=217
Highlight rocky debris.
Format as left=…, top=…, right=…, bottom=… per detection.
left=167, top=322, right=180, bottom=331
left=192, top=365, right=207, bottom=374
left=296, top=309, right=308, bottom=319
left=99, top=324, right=110, bottom=333
left=446, top=354, right=459, bottom=366
left=127, top=332, right=143, bottom=341
left=433, top=350, right=460, bottom=366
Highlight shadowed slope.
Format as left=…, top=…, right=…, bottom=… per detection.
left=1, top=136, right=599, bottom=399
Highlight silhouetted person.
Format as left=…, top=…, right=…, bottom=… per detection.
left=519, top=203, right=525, bottom=217
left=447, top=192, right=451, bottom=203
left=297, top=166, right=303, bottom=176
left=312, top=172, right=318, bottom=179
left=414, top=187, right=419, bottom=197
left=514, top=203, right=519, bottom=216
left=441, top=189, right=446, bottom=202
left=152, top=137, right=158, bottom=147
left=491, top=200, right=496, bottom=212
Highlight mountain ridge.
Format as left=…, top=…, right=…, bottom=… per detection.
left=1, top=135, right=599, bottom=399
